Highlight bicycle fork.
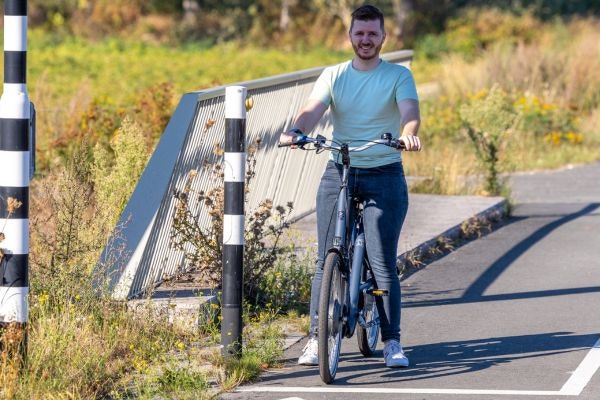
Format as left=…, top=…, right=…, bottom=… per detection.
left=346, top=231, right=365, bottom=338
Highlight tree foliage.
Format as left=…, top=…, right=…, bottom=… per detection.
left=9, top=0, right=598, bottom=47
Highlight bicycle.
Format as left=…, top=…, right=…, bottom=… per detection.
left=279, top=130, right=405, bottom=384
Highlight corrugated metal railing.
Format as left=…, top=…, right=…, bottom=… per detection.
left=100, top=50, right=413, bottom=299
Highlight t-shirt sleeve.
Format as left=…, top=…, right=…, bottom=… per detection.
left=395, top=68, right=419, bottom=102
left=308, top=68, right=333, bottom=106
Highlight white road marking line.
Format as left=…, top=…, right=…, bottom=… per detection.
left=560, top=337, right=600, bottom=395
left=238, top=387, right=564, bottom=396
left=238, top=336, right=600, bottom=397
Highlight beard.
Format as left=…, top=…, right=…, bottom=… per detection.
left=352, top=41, right=383, bottom=61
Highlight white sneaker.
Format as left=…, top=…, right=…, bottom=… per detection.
left=383, top=340, right=409, bottom=368
left=298, top=338, right=318, bottom=365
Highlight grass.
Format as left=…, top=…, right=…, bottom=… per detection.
left=1, top=296, right=191, bottom=398
left=1, top=278, right=297, bottom=399
left=23, top=30, right=353, bottom=105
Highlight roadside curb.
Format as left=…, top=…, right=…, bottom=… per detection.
left=397, top=198, right=508, bottom=280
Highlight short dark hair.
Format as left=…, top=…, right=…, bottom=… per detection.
left=350, top=5, right=385, bottom=32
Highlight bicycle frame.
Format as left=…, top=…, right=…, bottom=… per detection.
left=327, top=145, right=373, bottom=339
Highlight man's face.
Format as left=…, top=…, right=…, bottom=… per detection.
left=350, top=19, right=385, bottom=61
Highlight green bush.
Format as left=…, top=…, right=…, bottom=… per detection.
left=414, top=34, right=450, bottom=61
left=170, top=142, right=299, bottom=305
left=258, top=253, right=313, bottom=313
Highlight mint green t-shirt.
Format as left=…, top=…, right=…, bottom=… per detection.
left=309, top=60, right=418, bottom=168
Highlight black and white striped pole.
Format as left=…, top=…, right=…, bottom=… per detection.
left=0, top=0, right=30, bottom=350
left=221, top=86, right=246, bottom=358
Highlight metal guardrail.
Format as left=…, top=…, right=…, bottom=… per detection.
left=99, top=50, right=414, bottom=300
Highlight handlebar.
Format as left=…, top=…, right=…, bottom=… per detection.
left=278, top=131, right=405, bottom=152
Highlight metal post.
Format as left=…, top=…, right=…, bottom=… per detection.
left=0, top=0, right=30, bottom=353
left=221, top=86, right=246, bottom=358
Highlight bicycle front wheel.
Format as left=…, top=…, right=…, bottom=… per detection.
left=318, top=252, right=346, bottom=384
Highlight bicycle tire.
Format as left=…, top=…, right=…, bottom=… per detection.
left=357, top=289, right=379, bottom=356
left=318, top=252, right=346, bottom=384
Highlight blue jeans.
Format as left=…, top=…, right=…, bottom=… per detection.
left=308, top=160, right=409, bottom=342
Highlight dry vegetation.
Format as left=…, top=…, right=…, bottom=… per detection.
left=407, top=12, right=600, bottom=195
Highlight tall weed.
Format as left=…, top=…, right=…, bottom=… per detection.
left=459, top=85, right=518, bottom=195
left=30, top=145, right=100, bottom=292
left=92, top=116, right=150, bottom=226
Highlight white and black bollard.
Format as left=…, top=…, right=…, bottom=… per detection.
left=221, top=86, right=247, bottom=358
left=0, top=0, right=30, bottom=344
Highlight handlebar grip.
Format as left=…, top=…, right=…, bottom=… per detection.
left=380, top=133, right=405, bottom=150
left=278, top=130, right=306, bottom=147
left=278, top=132, right=298, bottom=147
left=393, top=140, right=406, bottom=150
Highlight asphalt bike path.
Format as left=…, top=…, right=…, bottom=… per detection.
left=222, top=162, right=600, bottom=400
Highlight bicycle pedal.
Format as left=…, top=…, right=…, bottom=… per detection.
left=366, top=289, right=389, bottom=296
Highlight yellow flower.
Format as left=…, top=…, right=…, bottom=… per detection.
left=468, top=88, right=489, bottom=101
left=515, top=96, right=527, bottom=106
left=38, top=291, right=49, bottom=306
left=565, top=131, right=583, bottom=144
left=543, top=131, right=562, bottom=146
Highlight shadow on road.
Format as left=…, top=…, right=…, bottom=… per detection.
left=464, top=203, right=600, bottom=297
left=261, top=332, right=597, bottom=386
left=371, top=332, right=597, bottom=384
left=404, top=202, right=600, bottom=309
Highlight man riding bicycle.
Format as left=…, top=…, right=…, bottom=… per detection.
left=289, top=4, right=422, bottom=368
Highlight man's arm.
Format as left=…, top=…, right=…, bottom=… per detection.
left=397, top=98, right=421, bottom=151
left=291, top=99, right=329, bottom=134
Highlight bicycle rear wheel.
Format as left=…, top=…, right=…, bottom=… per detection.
left=357, top=289, right=379, bottom=356
left=318, top=252, right=346, bottom=384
